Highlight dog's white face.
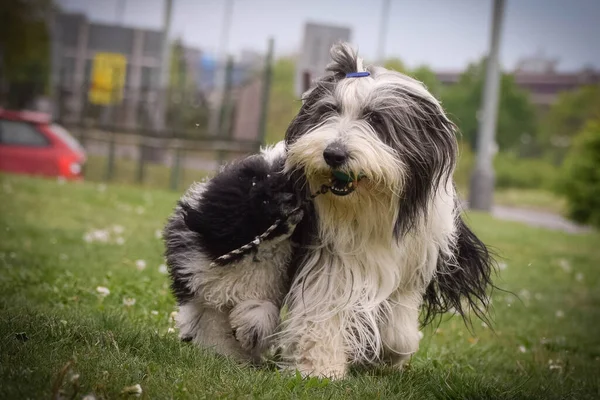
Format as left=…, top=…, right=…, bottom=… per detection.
left=285, top=44, right=458, bottom=237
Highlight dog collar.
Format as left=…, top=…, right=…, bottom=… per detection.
left=345, top=71, right=370, bottom=78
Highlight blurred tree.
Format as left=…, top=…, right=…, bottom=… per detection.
left=165, top=38, right=209, bottom=135
left=383, top=58, right=407, bottom=73
left=441, top=59, right=539, bottom=154
left=0, top=0, right=53, bottom=108
left=265, top=57, right=301, bottom=144
left=541, top=85, right=600, bottom=163
left=411, top=65, right=442, bottom=98
left=559, top=118, right=600, bottom=228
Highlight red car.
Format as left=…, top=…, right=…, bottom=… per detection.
left=0, top=109, right=86, bottom=180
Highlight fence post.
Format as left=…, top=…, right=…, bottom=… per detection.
left=105, top=132, right=116, bottom=181
left=257, top=37, right=275, bottom=148
left=136, top=138, right=146, bottom=184
left=217, top=56, right=235, bottom=167
left=170, top=145, right=183, bottom=191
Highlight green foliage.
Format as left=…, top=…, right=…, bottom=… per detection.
left=265, top=57, right=301, bottom=144
left=165, top=38, right=209, bottom=134
left=411, top=65, right=442, bottom=97
left=559, top=119, right=600, bottom=228
left=455, top=144, right=558, bottom=191
left=0, top=0, right=52, bottom=107
left=541, top=85, right=600, bottom=163
left=493, top=152, right=558, bottom=190
left=383, top=58, right=407, bottom=73
left=442, top=59, right=539, bottom=153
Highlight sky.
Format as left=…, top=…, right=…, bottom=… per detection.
left=57, top=0, right=600, bottom=72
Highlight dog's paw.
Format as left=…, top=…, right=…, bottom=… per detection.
left=229, top=300, right=279, bottom=353
left=293, top=362, right=348, bottom=380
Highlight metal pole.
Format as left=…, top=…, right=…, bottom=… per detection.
left=376, top=0, right=391, bottom=64
left=154, top=0, right=173, bottom=133
left=257, top=37, right=274, bottom=147
left=207, top=0, right=234, bottom=136
left=468, top=0, right=506, bottom=211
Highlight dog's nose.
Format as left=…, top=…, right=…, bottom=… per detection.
left=323, top=144, right=349, bottom=168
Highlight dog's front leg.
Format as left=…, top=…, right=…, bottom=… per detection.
left=289, top=317, right=348, bottom=380
left=380, top=290, right=422, bottom=369
left=229, top=299, right=280, bottom=359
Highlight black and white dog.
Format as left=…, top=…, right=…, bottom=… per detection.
left=164, top=43, right=494, bottom=379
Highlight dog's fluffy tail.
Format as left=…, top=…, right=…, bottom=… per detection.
left=421, top=214, right=497, bottom=328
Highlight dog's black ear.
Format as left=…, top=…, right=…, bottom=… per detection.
left=422, top=213, right=496, bottom=328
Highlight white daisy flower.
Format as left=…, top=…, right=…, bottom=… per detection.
left=151, top=310, right=159, bottom=316
left=518, top=345, right=527, bottom=353
left=158, top=264, right=168, bottom=274
left=558, top=259, right=571, bottom=273
left=135, top=260, right=147, bottom=271
left=96, top=286, right=110, bottom=297
left=123, top=297, right=136, bottom=307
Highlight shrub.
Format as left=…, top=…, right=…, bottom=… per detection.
left=559, top=120, right=600, bottom=228
left=454, top=144, right=558, bottom=191
left=494, top=153, right=558, bottom=190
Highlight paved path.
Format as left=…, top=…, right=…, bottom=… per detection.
left=490, top=205, right=592, bottom=234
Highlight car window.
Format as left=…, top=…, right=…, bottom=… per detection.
left=0, top=120, right=49, bottom=147
left=49, top=124, right=84, bottom=153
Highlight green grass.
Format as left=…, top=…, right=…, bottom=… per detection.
left=1, top=174, right=599, bottom=399
left=83, top=155, right=212, bottom=192
left=493, top=188, right=567, bottom=215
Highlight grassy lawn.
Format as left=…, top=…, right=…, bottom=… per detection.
left=83, top=155, right=213, bottom=192
left=493, top=188, right=567, bottom=215
left=1, top=174, right=599, bottom=399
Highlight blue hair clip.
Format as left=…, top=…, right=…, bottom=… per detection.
left=345, top=71, right=371, bottom=78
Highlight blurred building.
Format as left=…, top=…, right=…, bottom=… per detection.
left=53, top=12, right=165, bottom=127
left=295, top=22, right=352, bottom=97
left=436, top=54, right=600, bottom=112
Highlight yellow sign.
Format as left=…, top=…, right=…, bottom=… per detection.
left=88, top=53, right=127, bottom=105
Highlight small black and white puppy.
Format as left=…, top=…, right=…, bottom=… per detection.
left=164, top=42, right=494, bottom=378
